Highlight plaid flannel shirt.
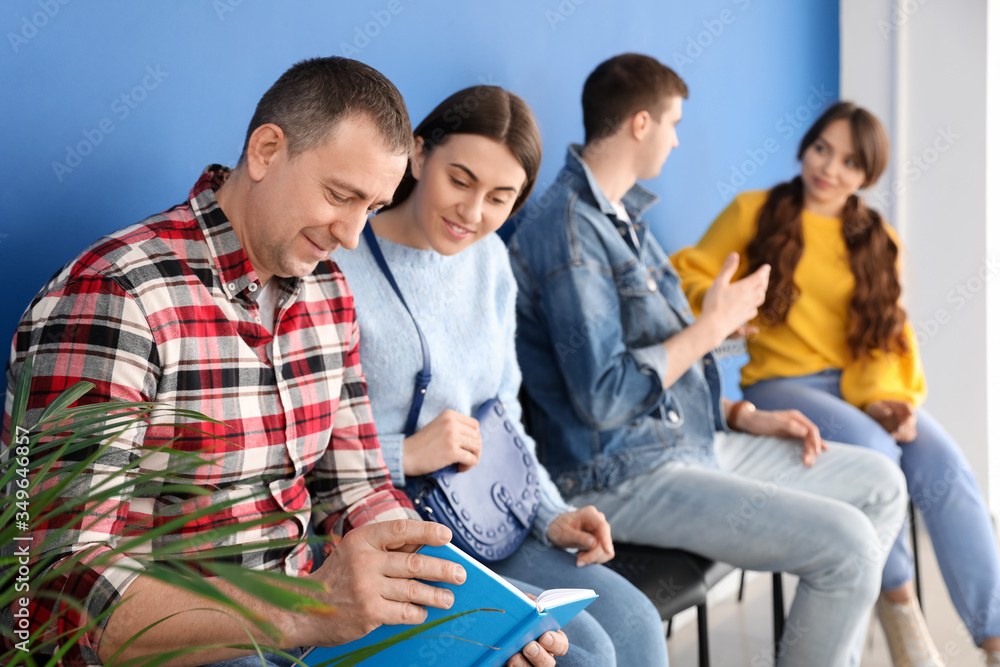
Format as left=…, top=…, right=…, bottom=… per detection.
left=1, top=166, right=415, bottom=666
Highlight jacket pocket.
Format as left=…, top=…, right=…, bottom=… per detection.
left=614, top=258, right=676, bottom=348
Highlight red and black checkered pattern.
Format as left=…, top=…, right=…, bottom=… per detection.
left=2, top=166, right=414, bottom=665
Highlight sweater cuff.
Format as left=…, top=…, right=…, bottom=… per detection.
left=530, top=483, right=574, bottom=547
left=377, top=433, right=407, bottom=489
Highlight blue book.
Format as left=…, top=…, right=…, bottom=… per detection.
left=301, top=543, right=597, bottom=667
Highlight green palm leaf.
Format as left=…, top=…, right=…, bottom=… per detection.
left=2, top=359, right=500, bottom=666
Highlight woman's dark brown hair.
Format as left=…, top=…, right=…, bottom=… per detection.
left=385, top=86, right=542, bottom=216
left=744, top=101, right=908, bottom=359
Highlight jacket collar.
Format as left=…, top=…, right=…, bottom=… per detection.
left=562, top=144, right=659, bottom=221
left=188, top=165, right=294, bottom=302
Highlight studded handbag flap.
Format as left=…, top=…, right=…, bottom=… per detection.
left=362, top=223, right=540, bottom=561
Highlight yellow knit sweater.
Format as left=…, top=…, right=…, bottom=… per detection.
left=671, top=190, right=927, bottom=408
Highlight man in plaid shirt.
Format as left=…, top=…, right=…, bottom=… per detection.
left=2, top=58, right=480, bottom=667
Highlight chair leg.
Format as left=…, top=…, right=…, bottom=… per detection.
left=910, top=499, right=923, bottom=610
left=737, top=569, right=746, bottom=602
left=773, top=572, right=785, bottom=660
left=666, top=616, right=672, bottom=639
left=697, top=603, right=710, bottom=667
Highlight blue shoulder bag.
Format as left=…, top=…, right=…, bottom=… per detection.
left=362, top=223, right=540, bottom=561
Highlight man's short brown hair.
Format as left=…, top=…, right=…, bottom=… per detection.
left=239, top=57, right=413, bottom=163
left=582, top=53, right=688, bottom=145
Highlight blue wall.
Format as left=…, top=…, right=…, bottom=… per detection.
left=0, top=0, right=839, bottom=396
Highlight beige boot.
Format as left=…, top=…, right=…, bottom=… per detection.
left=876, top=593, right=945, bottom=666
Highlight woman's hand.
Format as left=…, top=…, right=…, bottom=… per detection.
left=739, top=408, right=828, bottom=466
left=546, top=506, right=615, bottom=566
left=402, top=410, right=482, bottom=476
left=506, top=629, right=568, bottom=666
left=728, top=324, right=759, bottom=339
left=865, top=400, right=918, bottom=442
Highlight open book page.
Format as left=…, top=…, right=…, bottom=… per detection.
left=533, top=588, right=598, bottom=612
left=440, top=547, right=597, bottom=613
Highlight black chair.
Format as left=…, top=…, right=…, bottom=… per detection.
left=910, top=499, right=922, bottom=608
left=736, top=570, right=786, bottom=659
left=604, top=544, right=735, bottom=667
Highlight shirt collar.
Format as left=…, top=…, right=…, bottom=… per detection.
left=188, top=165, right=271, bottom=302
left=563, top=144, right=659, bottom=221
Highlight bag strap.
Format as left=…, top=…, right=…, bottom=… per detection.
left=362, top=222, right=432, bottom=437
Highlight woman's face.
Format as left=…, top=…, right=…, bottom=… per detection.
left=800, top=118, right=867, bottom=216
left=409, top=134, right=527, bottom=256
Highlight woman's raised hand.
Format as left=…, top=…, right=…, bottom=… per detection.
left=402, top=409, right=483, bottom=476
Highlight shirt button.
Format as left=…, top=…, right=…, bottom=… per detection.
left=227, top=282, right=237, bottom=293
left=248, top=282, right=258, bottom=293
left=646, top=276, right=658, bottom=292
left=667, top=410, right=679, bottom=423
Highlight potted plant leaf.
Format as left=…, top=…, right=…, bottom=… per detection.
left=1, top=357, right=494, bottom=667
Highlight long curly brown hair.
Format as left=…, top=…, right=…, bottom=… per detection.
left=743, top=102, right=908, bottom=359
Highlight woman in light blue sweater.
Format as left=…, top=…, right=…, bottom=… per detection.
left=336, top=86, right=668, bottom=667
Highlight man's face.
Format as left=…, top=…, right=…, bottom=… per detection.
left=242, top=116, right=408, bottom=284
left=636, top=95, right=683, bottom=180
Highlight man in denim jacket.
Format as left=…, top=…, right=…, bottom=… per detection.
left=509, top=53, right=908, bottom=666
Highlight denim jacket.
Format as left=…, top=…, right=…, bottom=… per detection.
left=508, top=145, right=727, bottom=498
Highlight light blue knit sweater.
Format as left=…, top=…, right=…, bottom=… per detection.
left=336, top=231, right=572, bottom=542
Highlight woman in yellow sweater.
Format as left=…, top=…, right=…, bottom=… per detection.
left=673, top=102, right=1000, bottom=667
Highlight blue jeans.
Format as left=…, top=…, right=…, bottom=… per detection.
left=744, top=369, right=1000, bottom=644
left=490, top=538, right=669, bottom=667
left=571, top=433, right=907, bottom=667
